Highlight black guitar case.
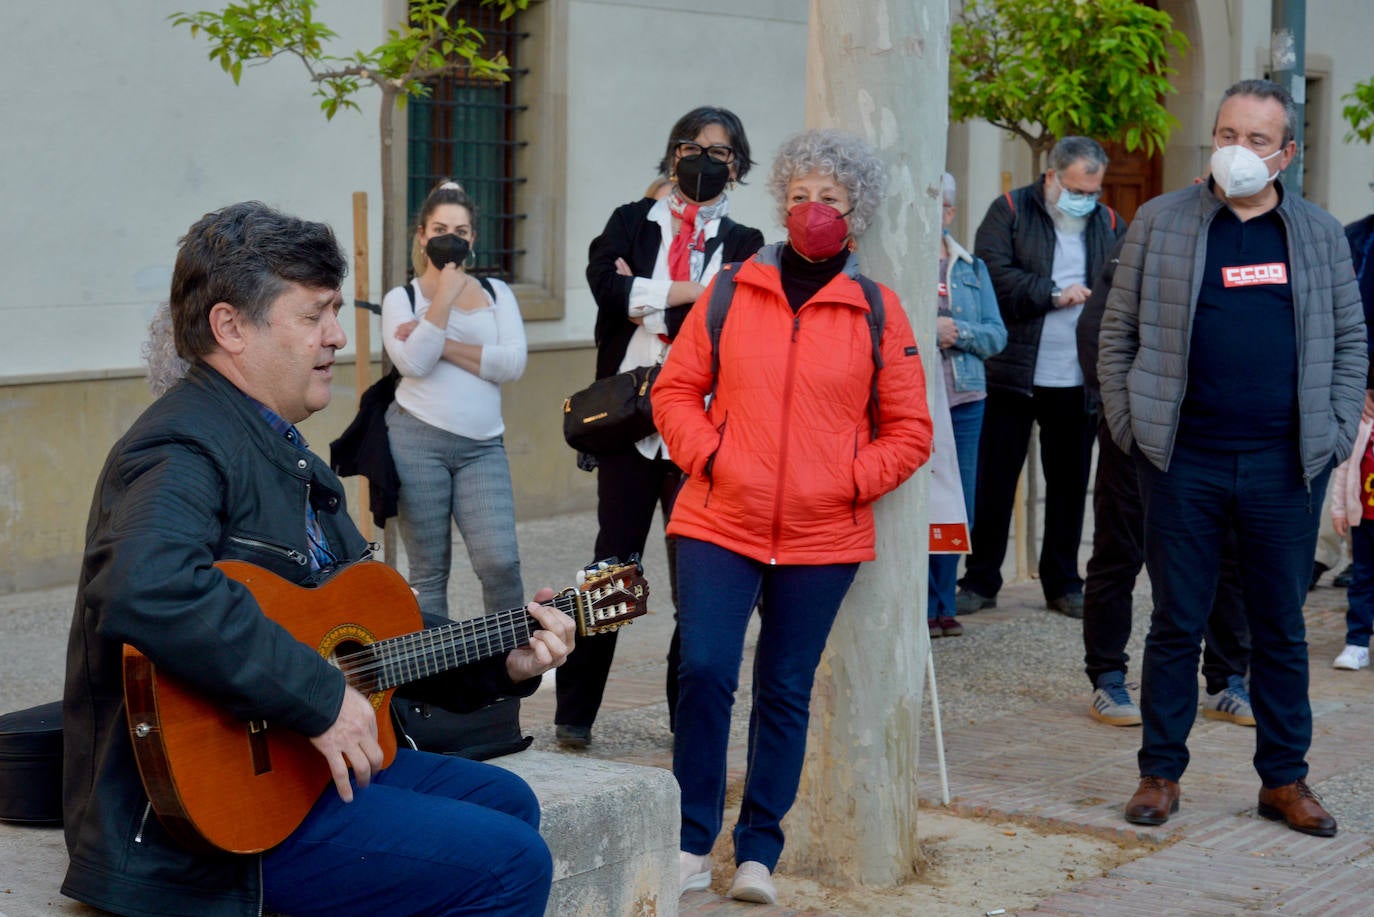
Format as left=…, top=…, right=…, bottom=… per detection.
left=0, top=700, right=63, bottom=825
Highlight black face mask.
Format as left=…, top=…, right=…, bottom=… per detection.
left=674, top=154, right=730, bottom=203
left=425, top=233, right=470, bottom=269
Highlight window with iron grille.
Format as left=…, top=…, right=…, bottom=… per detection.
left=407, top=3, right=529, bottom=282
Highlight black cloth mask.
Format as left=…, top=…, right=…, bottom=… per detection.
left=675, top=155, right=730, bottom=203
left=425, top=233, right=470, bottom=269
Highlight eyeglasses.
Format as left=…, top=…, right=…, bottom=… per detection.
left=675, top=141, right=736, bottom=164
left=1054, top=173, right=1102, bottom=200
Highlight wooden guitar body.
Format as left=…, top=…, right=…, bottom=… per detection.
left=122, top=557, right=647, bottom=854
left=123, top=560, right=415, bottom=853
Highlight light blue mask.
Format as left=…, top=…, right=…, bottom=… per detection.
left=1056, top=189, right=1098, bottom=219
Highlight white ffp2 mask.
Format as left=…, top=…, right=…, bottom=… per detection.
left=1211, top=144, right=1283, bottom=199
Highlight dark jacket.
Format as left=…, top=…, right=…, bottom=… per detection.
left=1346, top=213, right=1374, bottom=382
left=587, top=196, right=765, bottom=380
left=974, top=176, right=1128, bottom=396
left=1075, top=236, right=1127, bottom=408
left=62, top=364, right=527, bottom=917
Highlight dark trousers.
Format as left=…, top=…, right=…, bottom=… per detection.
left=555, top=448, right=682, bottom=729
left=1136, top=442, right=1328, bottom=787
left=1083, top=420, right=1251, bottom=691
left=960, top=385, right=1093, bottom=602
left=673, top=538, right=858, bottom=870
left=1346, top=522, right=1374, bottom=648
left=262, top=749, right=549, bottom=917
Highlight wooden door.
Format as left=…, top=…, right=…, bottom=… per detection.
left=1099, top=141, right=1162, bottom=221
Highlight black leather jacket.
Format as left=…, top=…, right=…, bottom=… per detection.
left=974, top=176, right=1128, bottom=397
left=61, top=364, right=524, bottom=916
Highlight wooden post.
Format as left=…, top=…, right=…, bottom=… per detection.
left=787, top=0, right=948, bottom=888
left=352, top=192, right=374, bottom=543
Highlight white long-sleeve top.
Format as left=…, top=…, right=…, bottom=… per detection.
left=381, top=277, right=527, bottom=441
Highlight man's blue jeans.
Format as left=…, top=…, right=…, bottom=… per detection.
left=262, top=748, right=551, bottom=916
left=673, top=537, right=858, bottom=871
left=930, top=399, right=985, bottom=619
left=387, top=405, right=524, bottom=618
left=1136, top=441, right=1328, bottom=787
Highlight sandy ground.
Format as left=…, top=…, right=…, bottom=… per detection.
left=689, top=785, right=1157, bottom=916
left=772, top=808, right=1153, bottom=915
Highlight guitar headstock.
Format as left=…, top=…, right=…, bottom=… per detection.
left=564, top=558, right=650, bottom=636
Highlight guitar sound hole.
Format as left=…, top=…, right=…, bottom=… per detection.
left=332, top=640, right=380, bottom=695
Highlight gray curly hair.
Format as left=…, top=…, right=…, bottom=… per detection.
left=144, top=301, right=190, bottom=397
left=768, top=129, right=888, bottom=238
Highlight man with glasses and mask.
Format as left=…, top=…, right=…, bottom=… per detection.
left=1100, top=78, right=1366, bottom=836
left=957, top=136, right=1126, bottom=621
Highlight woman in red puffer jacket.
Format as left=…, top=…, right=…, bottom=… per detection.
left=654, top=128, right=932, bottom=906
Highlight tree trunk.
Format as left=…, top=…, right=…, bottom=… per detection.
left=378, top=85, right=399, bottom=295
left=785, top=0, right=948, bottom=888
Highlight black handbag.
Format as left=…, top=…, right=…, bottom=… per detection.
left=562, top=363, right=660, bottom=454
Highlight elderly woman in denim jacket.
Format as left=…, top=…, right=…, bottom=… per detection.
left=929, top=172, right=1007, bottom=638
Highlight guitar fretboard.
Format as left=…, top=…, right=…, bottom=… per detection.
left=338, top=593, right=582, bottom=693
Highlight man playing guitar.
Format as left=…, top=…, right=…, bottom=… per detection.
left=62, top=202, right=573, bottom=917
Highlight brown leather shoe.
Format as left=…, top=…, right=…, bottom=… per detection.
left=1124, top=776, right=1180, bottom=826
left=1257, top=779, right=1337, bottom=837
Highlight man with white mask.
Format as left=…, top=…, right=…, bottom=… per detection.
left=959, top=136, right=1127, bottom=621
left=1099, top=79, right=1367, bottom=836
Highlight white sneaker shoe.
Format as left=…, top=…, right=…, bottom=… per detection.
left=679, top=851, right=711, bottom=896
left=729, top=860, right=778, bottom=905
left=1333, top=644, right=1370, bottom=671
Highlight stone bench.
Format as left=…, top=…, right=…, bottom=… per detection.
left=0, top=751, right=678, bottom=917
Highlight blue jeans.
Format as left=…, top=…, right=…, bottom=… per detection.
left=1136, top=442, right=1327, bottom=787
left=1347, top=521, right=1374, bottom=647
left=673, top=538, right=858, bottom=870
left=387, top=405, right=524, bottom=618
left=262, top=749, right=551, bottom=917
left=929, top=399, right=984, bottom=619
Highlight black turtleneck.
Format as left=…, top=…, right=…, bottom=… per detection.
left=780, top=243, right=849, bottom=312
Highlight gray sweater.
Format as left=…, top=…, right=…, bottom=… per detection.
left=1098, top=181, right=1366, bottom=480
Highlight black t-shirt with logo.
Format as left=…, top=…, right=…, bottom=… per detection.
left=1179, top=204, right=1298, bottom=451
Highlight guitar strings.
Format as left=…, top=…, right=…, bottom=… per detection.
left=333, top=592, right=586, bottom=691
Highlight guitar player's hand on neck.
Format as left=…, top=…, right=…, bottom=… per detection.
left=309, top=686, right=385, bottom=803
left=504, top=587, right=575, bottom=683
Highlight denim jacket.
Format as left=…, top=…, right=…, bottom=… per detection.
left=942, top=235, right=1007, bottom=393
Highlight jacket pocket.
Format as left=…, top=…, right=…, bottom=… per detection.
left=701, top=412, right=729, bottom=507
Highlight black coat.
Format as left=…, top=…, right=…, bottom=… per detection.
left=974, top=177, right=1128, bottom=397
left=63, top=364, right=530, bottom=917
left=587, top=196, right=765, bottom=380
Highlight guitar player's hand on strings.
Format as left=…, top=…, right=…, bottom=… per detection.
left=505, top=587, right=575, bottom=683
left=311, top=685, right=385, bottom=803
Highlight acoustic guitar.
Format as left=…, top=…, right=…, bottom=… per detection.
left=123, top=558, right=647, bottom=854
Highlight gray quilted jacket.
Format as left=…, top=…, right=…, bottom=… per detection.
left=1098, top=181, right=1367, bottom=480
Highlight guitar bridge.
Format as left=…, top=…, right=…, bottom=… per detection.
left=247, top=720, right=272, bottom=776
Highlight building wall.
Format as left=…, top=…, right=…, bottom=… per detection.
left=0, top=344, right=597, bottom=594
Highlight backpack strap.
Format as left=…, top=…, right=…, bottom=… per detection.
left=705, top=262, right=741, bottom=397
left=853, top=273, right=885, bottom=439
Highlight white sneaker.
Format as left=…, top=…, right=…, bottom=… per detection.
left=729, top=860, right=778, bottom=905
left=1333, top=644, right=1370, bottom=671
left=679, top=851, right=711, bottom=896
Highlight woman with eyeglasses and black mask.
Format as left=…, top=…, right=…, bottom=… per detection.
left=554, top=106, right=765, bottom=751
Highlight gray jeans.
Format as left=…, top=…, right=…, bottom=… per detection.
left=386, top=404, right=524, bottom=618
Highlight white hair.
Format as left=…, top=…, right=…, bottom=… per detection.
left=143, top=301, right=190, bottom=397
left=941, top=172, right=957, bottom=207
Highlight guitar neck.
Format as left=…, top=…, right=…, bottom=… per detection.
left=342, top=592, right=581, bottom=694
